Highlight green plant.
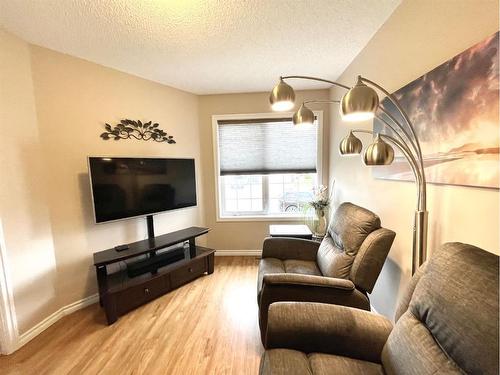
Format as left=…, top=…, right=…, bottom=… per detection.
left=309, top=185, right=330, bottom=210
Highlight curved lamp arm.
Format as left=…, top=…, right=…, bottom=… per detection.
left=374, top=114, right=424, bottom=206
left=281, top=75, right=351, bottom=90
left=360, top=76, right=426, bottom=210
left=377, top=106, right=421, bottom=162
left=360, top=77, right=426, bottom=173
left=281, top=75, right=426, bottom=212
left=351, top=129, right=421, bottom=191
left=302, top=99, right=423, bottom=193
left=304, top=99, right=340, bottom=105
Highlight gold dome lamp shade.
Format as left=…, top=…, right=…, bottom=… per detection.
left=363, top=134, right=395, bottom=165
left=340, top=77, right=380, bottom=122
left=269, top=78, right=296, bottom=111
left=292, top=103, right=315, bottom=126
left=339, top=131, right=363, bottom=155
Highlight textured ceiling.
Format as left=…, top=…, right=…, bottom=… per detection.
left=0, top=0, right=400, bottom=94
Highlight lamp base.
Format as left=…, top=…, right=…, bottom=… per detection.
left=412, top=210, right=428, bottom=274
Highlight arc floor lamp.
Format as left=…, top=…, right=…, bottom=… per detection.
left=269, top=75, right=427, bottom=274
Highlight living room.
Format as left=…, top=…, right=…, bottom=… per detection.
left=0, top=1, right=498, bottom=374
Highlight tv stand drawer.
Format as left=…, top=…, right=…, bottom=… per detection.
left=97, top=244, right=215, bottom=325
left=170, top=258, right=206, bottom=288
left=116, top=275, right=169, bottom=314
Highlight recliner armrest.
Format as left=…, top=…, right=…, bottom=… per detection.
left=262, top=237, right=320, bottom=261
left=265, top=302, right=392, bottom=363
left=263, top=273, right=355, bottom=291
left=258, top=274, right=370, bottom=344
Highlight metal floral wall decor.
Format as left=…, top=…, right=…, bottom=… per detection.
left=100, top=119, right=176, bottom=143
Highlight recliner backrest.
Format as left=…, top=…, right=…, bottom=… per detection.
left=328, top=202, right=381, bottom=254
left=317, top=202, right=394, bottom=291
left=382, top=242, right=499, bottom=375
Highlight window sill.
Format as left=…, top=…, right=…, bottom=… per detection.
left=216, top=215, right=308, bottom=223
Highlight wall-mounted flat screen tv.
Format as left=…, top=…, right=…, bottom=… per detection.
left=88, top=157, right=197, bottom=223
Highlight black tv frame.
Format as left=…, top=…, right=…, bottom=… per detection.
left=87, top=156, right=197, bottom=236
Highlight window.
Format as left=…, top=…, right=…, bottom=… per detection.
left=213, top=113, right=322, bottom=220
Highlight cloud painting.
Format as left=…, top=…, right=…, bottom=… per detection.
left=374, top=31, right=499, bottom=189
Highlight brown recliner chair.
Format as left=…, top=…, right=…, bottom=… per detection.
left=257, top=202, right=396, bottom=343
left=260, top=242, right=499, bottom=375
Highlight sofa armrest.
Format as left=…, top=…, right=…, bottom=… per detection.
left=262, top=237, right=320, bottom=261
left=263, top=273, right=355, bottom=290
left=265, top=302, right=393, bottom=363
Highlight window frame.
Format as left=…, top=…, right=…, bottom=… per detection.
left=212, top=111, right=323, bottom=222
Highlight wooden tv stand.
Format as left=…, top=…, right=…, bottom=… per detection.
left=93, top=226, right=214, bottom=324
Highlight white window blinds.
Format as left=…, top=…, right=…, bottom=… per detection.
left=217, top=117, right=317, bottom=176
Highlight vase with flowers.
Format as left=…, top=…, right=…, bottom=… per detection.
left=309, top=185, right=331, bottom=237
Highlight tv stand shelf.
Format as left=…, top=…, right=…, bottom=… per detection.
left=93, top=226, right=214, bottom=324
left=93, top=227, right=210, bottom=265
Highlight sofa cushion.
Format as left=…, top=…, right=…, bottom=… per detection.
left=257, top=258, right=321, bottom=299
left=316, top=236, right=353, bottom=278
left=308, top=353, right=384, bottom=375
left=260, top=349, right=312, bottom=375
left=382, top=312, right=462, bottom=374
left=283, top=259, right=322, bottom=276
left=260, top=350, right=384, bottom=375
left=382, top=242, right=499, bottom=375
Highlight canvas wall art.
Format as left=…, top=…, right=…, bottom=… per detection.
left=373, top=31, right=499, bottom=189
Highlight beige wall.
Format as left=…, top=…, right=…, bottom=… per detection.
left=329, top=0, right=499, bottom=318
left=1, top=30, right=205, bottom=334
left=29, top=46, right=205, bottom=311
left=198, top=91, right=330, bottom=250
left=0, top=30, right=58, bottom=333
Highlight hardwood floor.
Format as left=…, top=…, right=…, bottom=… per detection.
left=0, top=257, right=263, bottom=375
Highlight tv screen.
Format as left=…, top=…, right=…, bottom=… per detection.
left=88, top=157, right=197, bottom=223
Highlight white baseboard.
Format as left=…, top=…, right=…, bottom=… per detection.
left=215, top=249, right=262, bottom=256
left=16, top=293, right=99, bottom=352
left=0, top=221, right=19, bottom=355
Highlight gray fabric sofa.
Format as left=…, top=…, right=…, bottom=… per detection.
left=260, top=242, right=499, bottom=375
left=257, top=202, right=395, bottom=343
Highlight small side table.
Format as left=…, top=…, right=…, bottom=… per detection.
left=269, top=224, right=313, bottom=240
